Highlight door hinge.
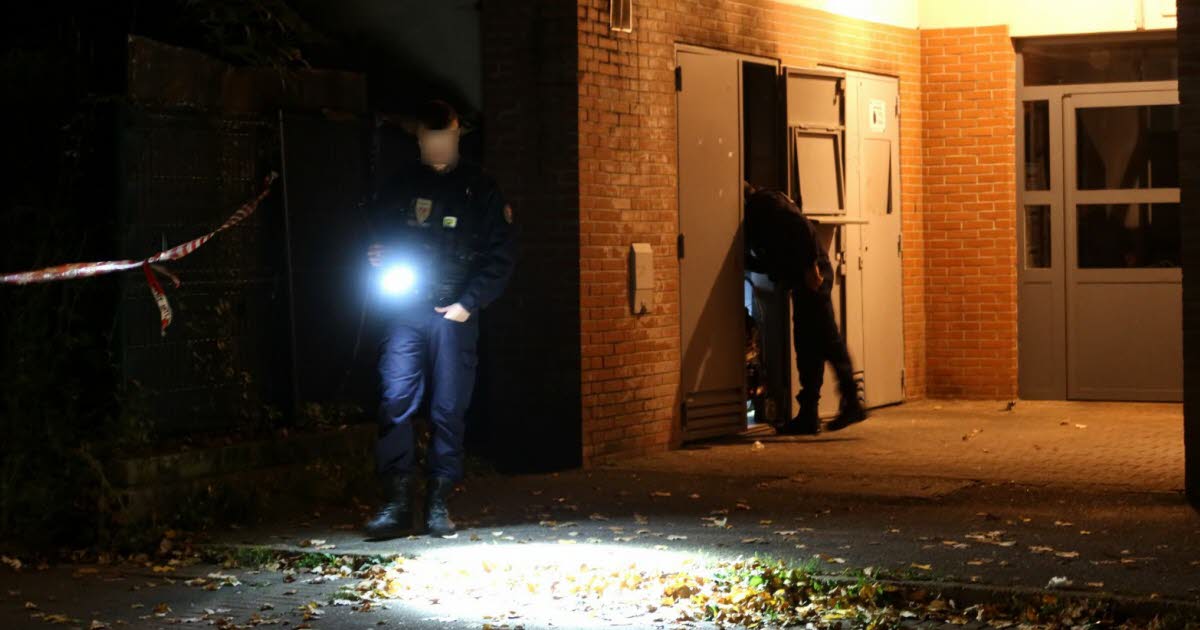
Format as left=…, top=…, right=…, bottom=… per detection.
left=897, top=234, right=903, bottom=256
left=901, top=369, right=906, bottom=392
left=675, top=65, right=683, bottom=92
left=857, top=255, right=863, bottom=270
left=677, top=233, right=685, bottom=259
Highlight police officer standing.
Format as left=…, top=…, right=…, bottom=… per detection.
left=364, top=101, right=516, bottom=539
left=744, top=183, right=866, bottom=435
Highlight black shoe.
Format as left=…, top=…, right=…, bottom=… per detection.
left=364, top=473, right=415, bottom=539
left=425, top=477, right=457, bottom=537
left=827, top=403, right=868, bottom=432
left=776, top=407, right=821, bottom=435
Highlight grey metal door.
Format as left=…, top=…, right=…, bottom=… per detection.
left=676, top=50, right=746, bottom=440
left=780, top=68, right=853, bottom=420
left=849, top=74, right=905, bottom=407
left=1063, top=89, right=1181, bottom=401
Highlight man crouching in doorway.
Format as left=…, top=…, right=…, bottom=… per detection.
left=744, top=182, right=867, bottom=435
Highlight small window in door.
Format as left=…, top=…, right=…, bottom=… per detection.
left=1076, top=203, right=1180, bottom=268
left=1023, top=101, right=1051, bottom=190
left=793, top=129, right=844, bottom=213
left=1025, top=205, right=1052, bottom=268
left=1076, top=104, right=1179, bottom=190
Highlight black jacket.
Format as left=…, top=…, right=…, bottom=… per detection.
left=744, top=189, right=826, bottom=289
left=369, top=161, right=517, bottom=311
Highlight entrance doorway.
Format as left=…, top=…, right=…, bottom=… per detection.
left=676, top=46, right=907, bottom=441
left=1017, top=36, right=1181, bottom=401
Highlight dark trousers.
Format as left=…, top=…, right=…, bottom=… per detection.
left=791, top=260, right=856, bottom=412
left=375, top=306, right=479, bottom=481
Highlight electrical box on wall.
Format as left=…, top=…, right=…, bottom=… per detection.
left=629, top=242, right=653, bottom=315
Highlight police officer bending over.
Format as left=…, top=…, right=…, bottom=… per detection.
left=364, top=101, right=516, bottom=538
left=744, top=182, right=866, bottom=435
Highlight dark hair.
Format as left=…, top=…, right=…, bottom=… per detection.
left=417, top=100, right=459, bottom=131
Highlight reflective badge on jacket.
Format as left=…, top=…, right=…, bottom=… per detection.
left=443, top=216, right=458, bottom=229
left=414, top=198, right=433, bottom=224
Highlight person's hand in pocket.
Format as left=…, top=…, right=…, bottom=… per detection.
left=435, top=303, right=471, bottom=323
left=804, top=263, right=823, bottom=291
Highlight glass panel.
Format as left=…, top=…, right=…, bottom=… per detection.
left=1076, top=203, right=1180, bottom=268
left=1025, top=205, right=1052, bottom=268
left=1021, top=37, right=1177, bottom=86
left=1024, top=101, right=1050, bottom=190
left=1076, top=105, right=1179, bottom=190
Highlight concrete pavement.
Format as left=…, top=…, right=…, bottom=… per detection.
left=2, top=400, right=1198, bottom=629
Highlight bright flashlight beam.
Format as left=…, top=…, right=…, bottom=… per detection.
left=380, top=264, right=417, bottom=296
left=372, top=543, right=710, bottom=629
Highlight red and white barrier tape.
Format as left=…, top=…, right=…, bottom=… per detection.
left=1, top=172, right=278, bottom=335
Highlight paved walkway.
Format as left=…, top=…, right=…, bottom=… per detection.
left=621, top=400, right=1185, bottom=493
left=3, top=400, right=1195, bottom=629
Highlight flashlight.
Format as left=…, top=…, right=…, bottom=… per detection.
left=380, top=263, right=417, bottom=297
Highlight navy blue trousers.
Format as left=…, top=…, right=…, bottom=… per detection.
left=375, top=306, right=479, bottom=481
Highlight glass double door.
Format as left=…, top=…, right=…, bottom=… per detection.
left=1019, top=85, right=1181, bottom=401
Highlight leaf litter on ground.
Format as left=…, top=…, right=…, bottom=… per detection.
left=183, top=543, right=1171, bottom=630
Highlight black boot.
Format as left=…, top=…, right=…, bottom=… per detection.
left=425, top=477, right=457, bottom=537
left=364, top=473, right=415, bottom=539
left=777, top=404, right=821, bottom=435
left=827, top=398, right=868, bottom=432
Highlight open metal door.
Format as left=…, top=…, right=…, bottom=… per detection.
left=676, top=49, right=746, bottom=440
left=848, top=74, right=905, bottom=407
left=781, top=67, right=861, bottom=419
left=1063, top=89, right=1181, bottom=401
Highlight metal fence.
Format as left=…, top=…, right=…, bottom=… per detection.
left=116, top=109, right=286, bottom=436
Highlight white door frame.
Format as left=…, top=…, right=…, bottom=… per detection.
left=1016, top=75, right=1180, bottom=400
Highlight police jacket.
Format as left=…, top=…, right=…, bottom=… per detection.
left=744, top=188, right=827, bottom=289
left=369, top=160, right=517, bottom=311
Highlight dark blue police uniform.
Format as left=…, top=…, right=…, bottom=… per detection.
left=368, top=160, right=516, bottom=482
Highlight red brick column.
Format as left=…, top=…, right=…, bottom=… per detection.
left=576, top=0, right=681, bottom=462
left=920, top=27, right=1018, bottom=400
left=1179, top=0, right=1200, bottom=502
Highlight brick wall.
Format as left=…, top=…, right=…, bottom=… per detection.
left=479, top=0, right=583, bottom=471
left=919, top=27, right=1018, bottom=400
left=483, top=2, right=1028, bottom=466
left=575, top=0, right=925, bottom=462
left=1179, top=0, right=1200, bottom=501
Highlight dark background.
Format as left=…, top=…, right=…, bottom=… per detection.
left=0, top=0, right=512, bottom=547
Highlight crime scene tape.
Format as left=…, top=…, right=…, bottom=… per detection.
left=1, top=172, right=279, bottom=335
